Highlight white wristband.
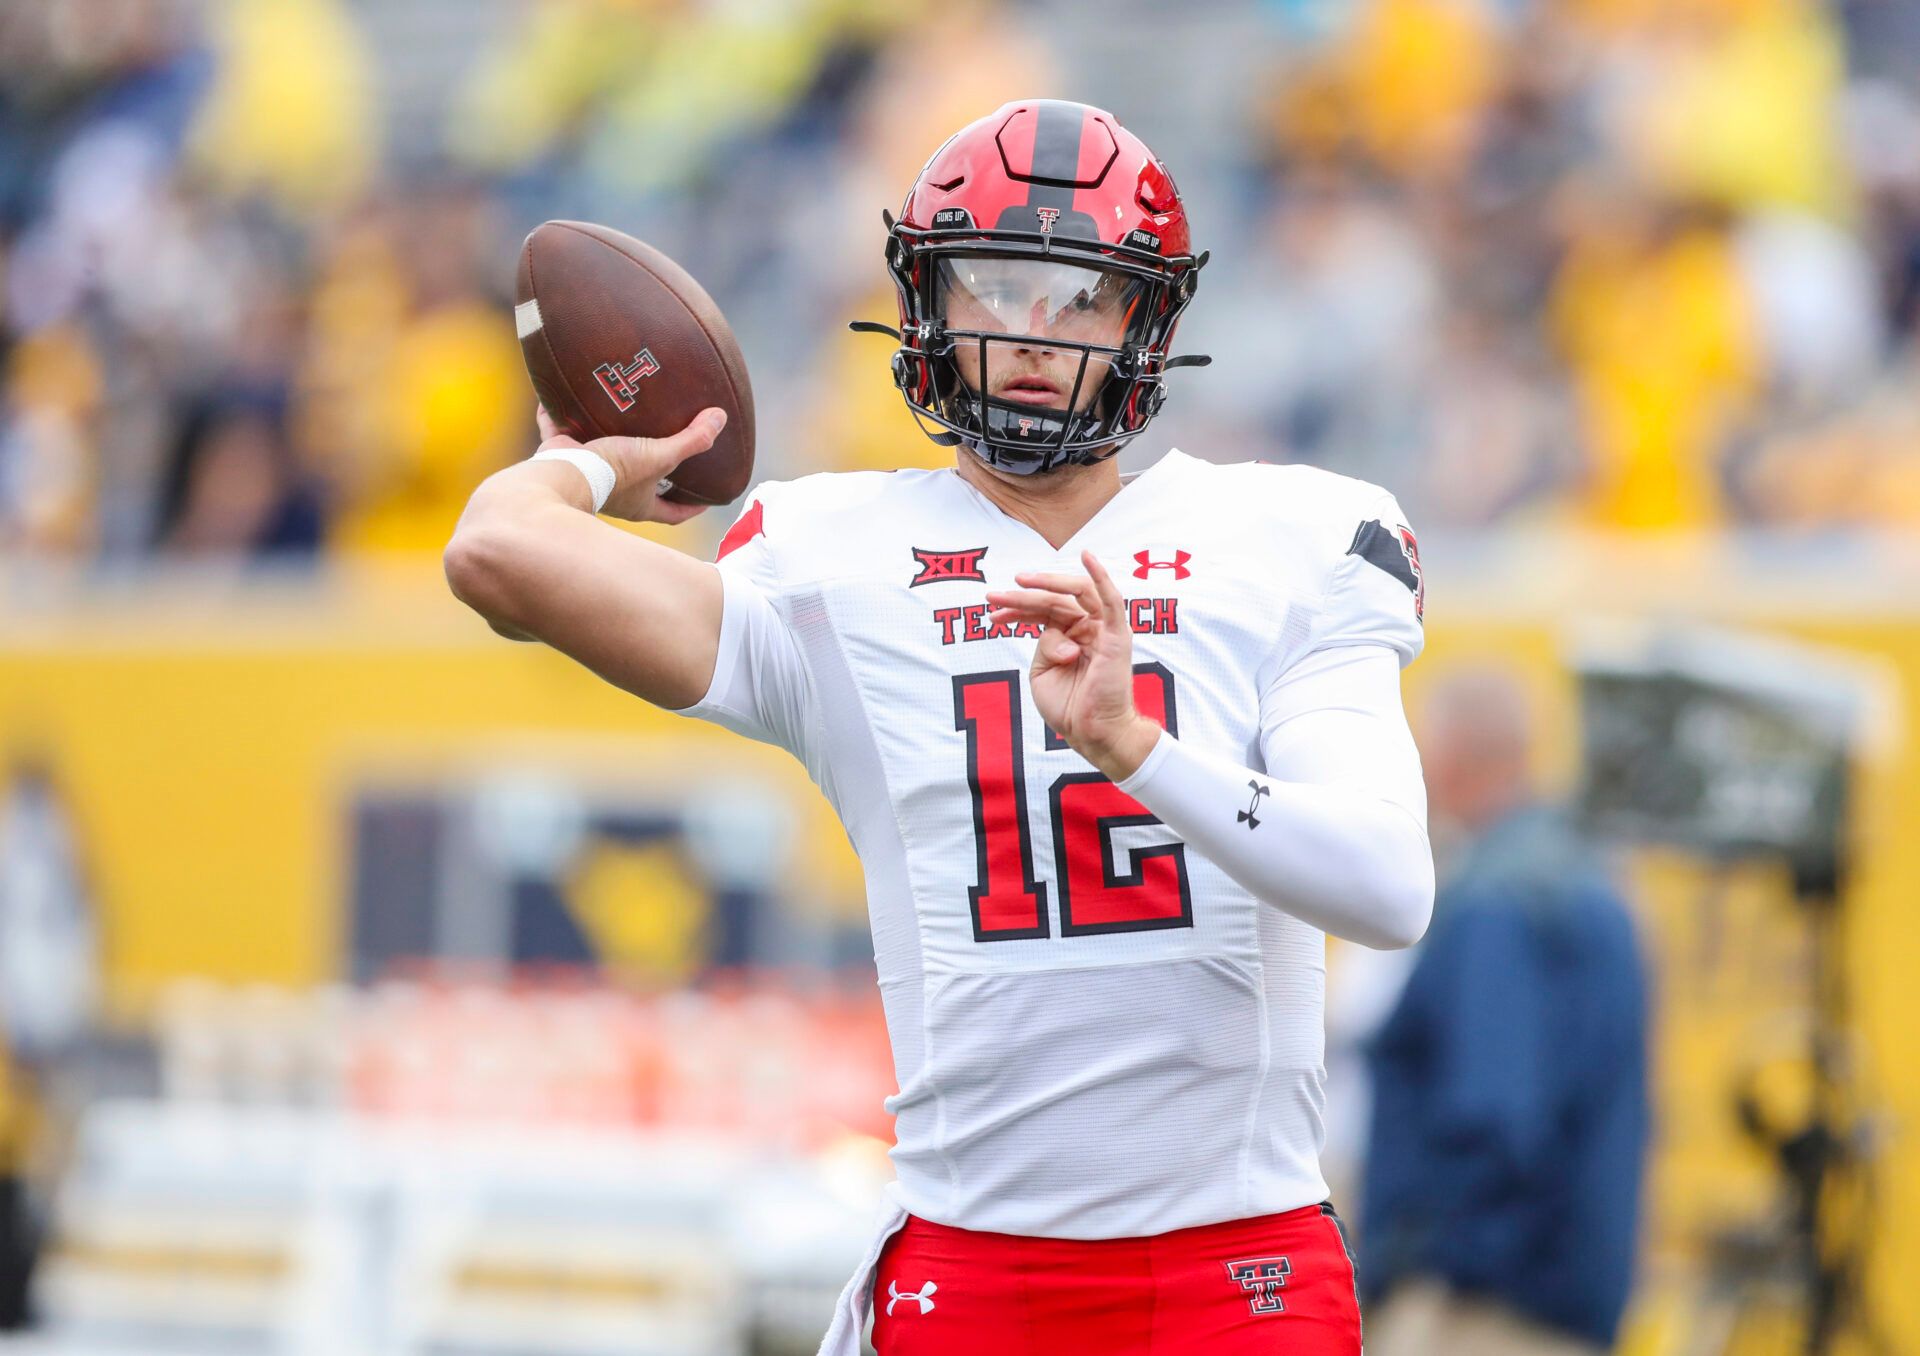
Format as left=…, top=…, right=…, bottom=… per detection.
left=531, top=447, right=617, bottom=513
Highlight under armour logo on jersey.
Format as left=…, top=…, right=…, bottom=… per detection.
left=1239, top=780, right=1269, bottom=830
left=593, top=348, right=661, bottom=412
left=887, top=1280, right=938, bottom=1316
left=1225, top=1256, right=1291, bottom=1316
left=1035, top=206, right=1061, bottom=234
left=1133, top=548, right=1192, bottom=580
left=911, top=546, right=989, bottom=587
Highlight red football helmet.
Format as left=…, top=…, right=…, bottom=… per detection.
left=853, top=100, right=1210, bottom=474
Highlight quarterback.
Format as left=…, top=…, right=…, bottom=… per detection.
left=446, top=101, right=1432, bottom=1355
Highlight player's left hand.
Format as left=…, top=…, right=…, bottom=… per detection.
left=986, top=550, right=1163, bottom=783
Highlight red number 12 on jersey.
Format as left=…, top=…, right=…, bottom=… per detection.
left=953, top=665, right=1193, bottom=943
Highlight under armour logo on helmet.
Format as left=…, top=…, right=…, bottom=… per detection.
left=887, top=1280, right=938, bottom=1316
left=1133, top=548, right=1192, bottom=580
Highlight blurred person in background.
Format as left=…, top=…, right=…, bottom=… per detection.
left=312, top=183, right=525, bottom=555
left=0, top=749, right=101, bottom=1330
left=1360, top=667, right=1649, bottom=1356
left=0, top=324, right=100, bottom=558
left=0, top=0, right=212, bottom=560
left=1547, top=193, right=1759, bottom=530
left=151, top=390, right=323, bottom=560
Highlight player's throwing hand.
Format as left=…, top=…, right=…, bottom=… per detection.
left=534, top=402, right=724, bottom=525
left=986, top=550, right=1163, bottom=783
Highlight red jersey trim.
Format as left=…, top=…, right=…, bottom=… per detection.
left=715, top=500, right=764, bottom=561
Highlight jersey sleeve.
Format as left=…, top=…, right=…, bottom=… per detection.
left=1115, top=642, right=1433, bottom=949
left=1313, top=491, right=1425, bottom=667
left=677, top=487, right=818, bottom=764
left=1258, top=643, right=1428, bottom=829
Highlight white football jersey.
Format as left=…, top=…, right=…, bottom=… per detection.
left=686, top=448, right=1425, bottom=1239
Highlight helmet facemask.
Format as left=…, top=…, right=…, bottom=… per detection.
left=870, top=226, right=1206, bottom=476
left=923, top=256, right=1152, bottom=474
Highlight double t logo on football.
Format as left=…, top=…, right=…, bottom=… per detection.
left=593, top=348, right=662, bottom=413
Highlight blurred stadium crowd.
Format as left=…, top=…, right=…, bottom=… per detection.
left=3, top=0, right=1920, bottom=559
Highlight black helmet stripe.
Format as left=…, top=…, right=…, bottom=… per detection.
left=998, top=101, right=1095, bottom=238
left=1028, top=100, right=1085, bottom=192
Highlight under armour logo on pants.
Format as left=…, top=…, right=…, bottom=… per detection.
left=887, top=1280, right=938, bottom=1315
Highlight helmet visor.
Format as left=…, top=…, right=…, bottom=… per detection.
left=934, top=256, right=1150, bottom=350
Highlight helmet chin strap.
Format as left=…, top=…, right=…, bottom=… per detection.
left=961, top=392, right=1117, bottom=474
left=960, top=436, right=1119, bottom=478
left=938, top=330, right=1118, bottom=472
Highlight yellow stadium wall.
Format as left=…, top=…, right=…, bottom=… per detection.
left=1, top=550, right=1915, bottom=1353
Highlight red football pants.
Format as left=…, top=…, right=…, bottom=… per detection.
left=871, top=1202, right=1363, bottom=1355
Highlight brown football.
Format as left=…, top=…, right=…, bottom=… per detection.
left=514, top=220, right=755, bottom=505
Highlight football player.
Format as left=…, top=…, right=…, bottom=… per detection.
left=446, top=100, right=1432, bottom=1356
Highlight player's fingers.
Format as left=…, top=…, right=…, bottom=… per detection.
left=595, top=407, right=727, bottom=479
left=986, top=609, right=1053, bottom=637
left=986, top=607, right=1055, bottom=636
left=1083, top=550, right=1127, bottom=616
left=650, top=500, right=709, bottom=525
left=984, top=589, right=1089, bottom=628
left=985, top=587, right=1081, bottom=611
left=535, top=403, right=561, bottom=443
left=991, top=606, right=1102, bottom=656
left=990, top=576, right=1098, bottom=614
left=644, top=407, right=726, bottom=470
left=987, top=604, right=1085, bottom=633
left=1035, top=628, right=1080, bottom=666
left=1012, top=571, right=1102, bottom=618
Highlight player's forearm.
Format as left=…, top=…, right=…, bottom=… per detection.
left=444, top=464, right=599, bottom=634
left=1116, top=732, right=1435, bottom=949
left=443, top=466, right=724, bottom=708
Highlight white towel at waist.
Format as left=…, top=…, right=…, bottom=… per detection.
left=817, top=1196, right=910, bottom=1356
